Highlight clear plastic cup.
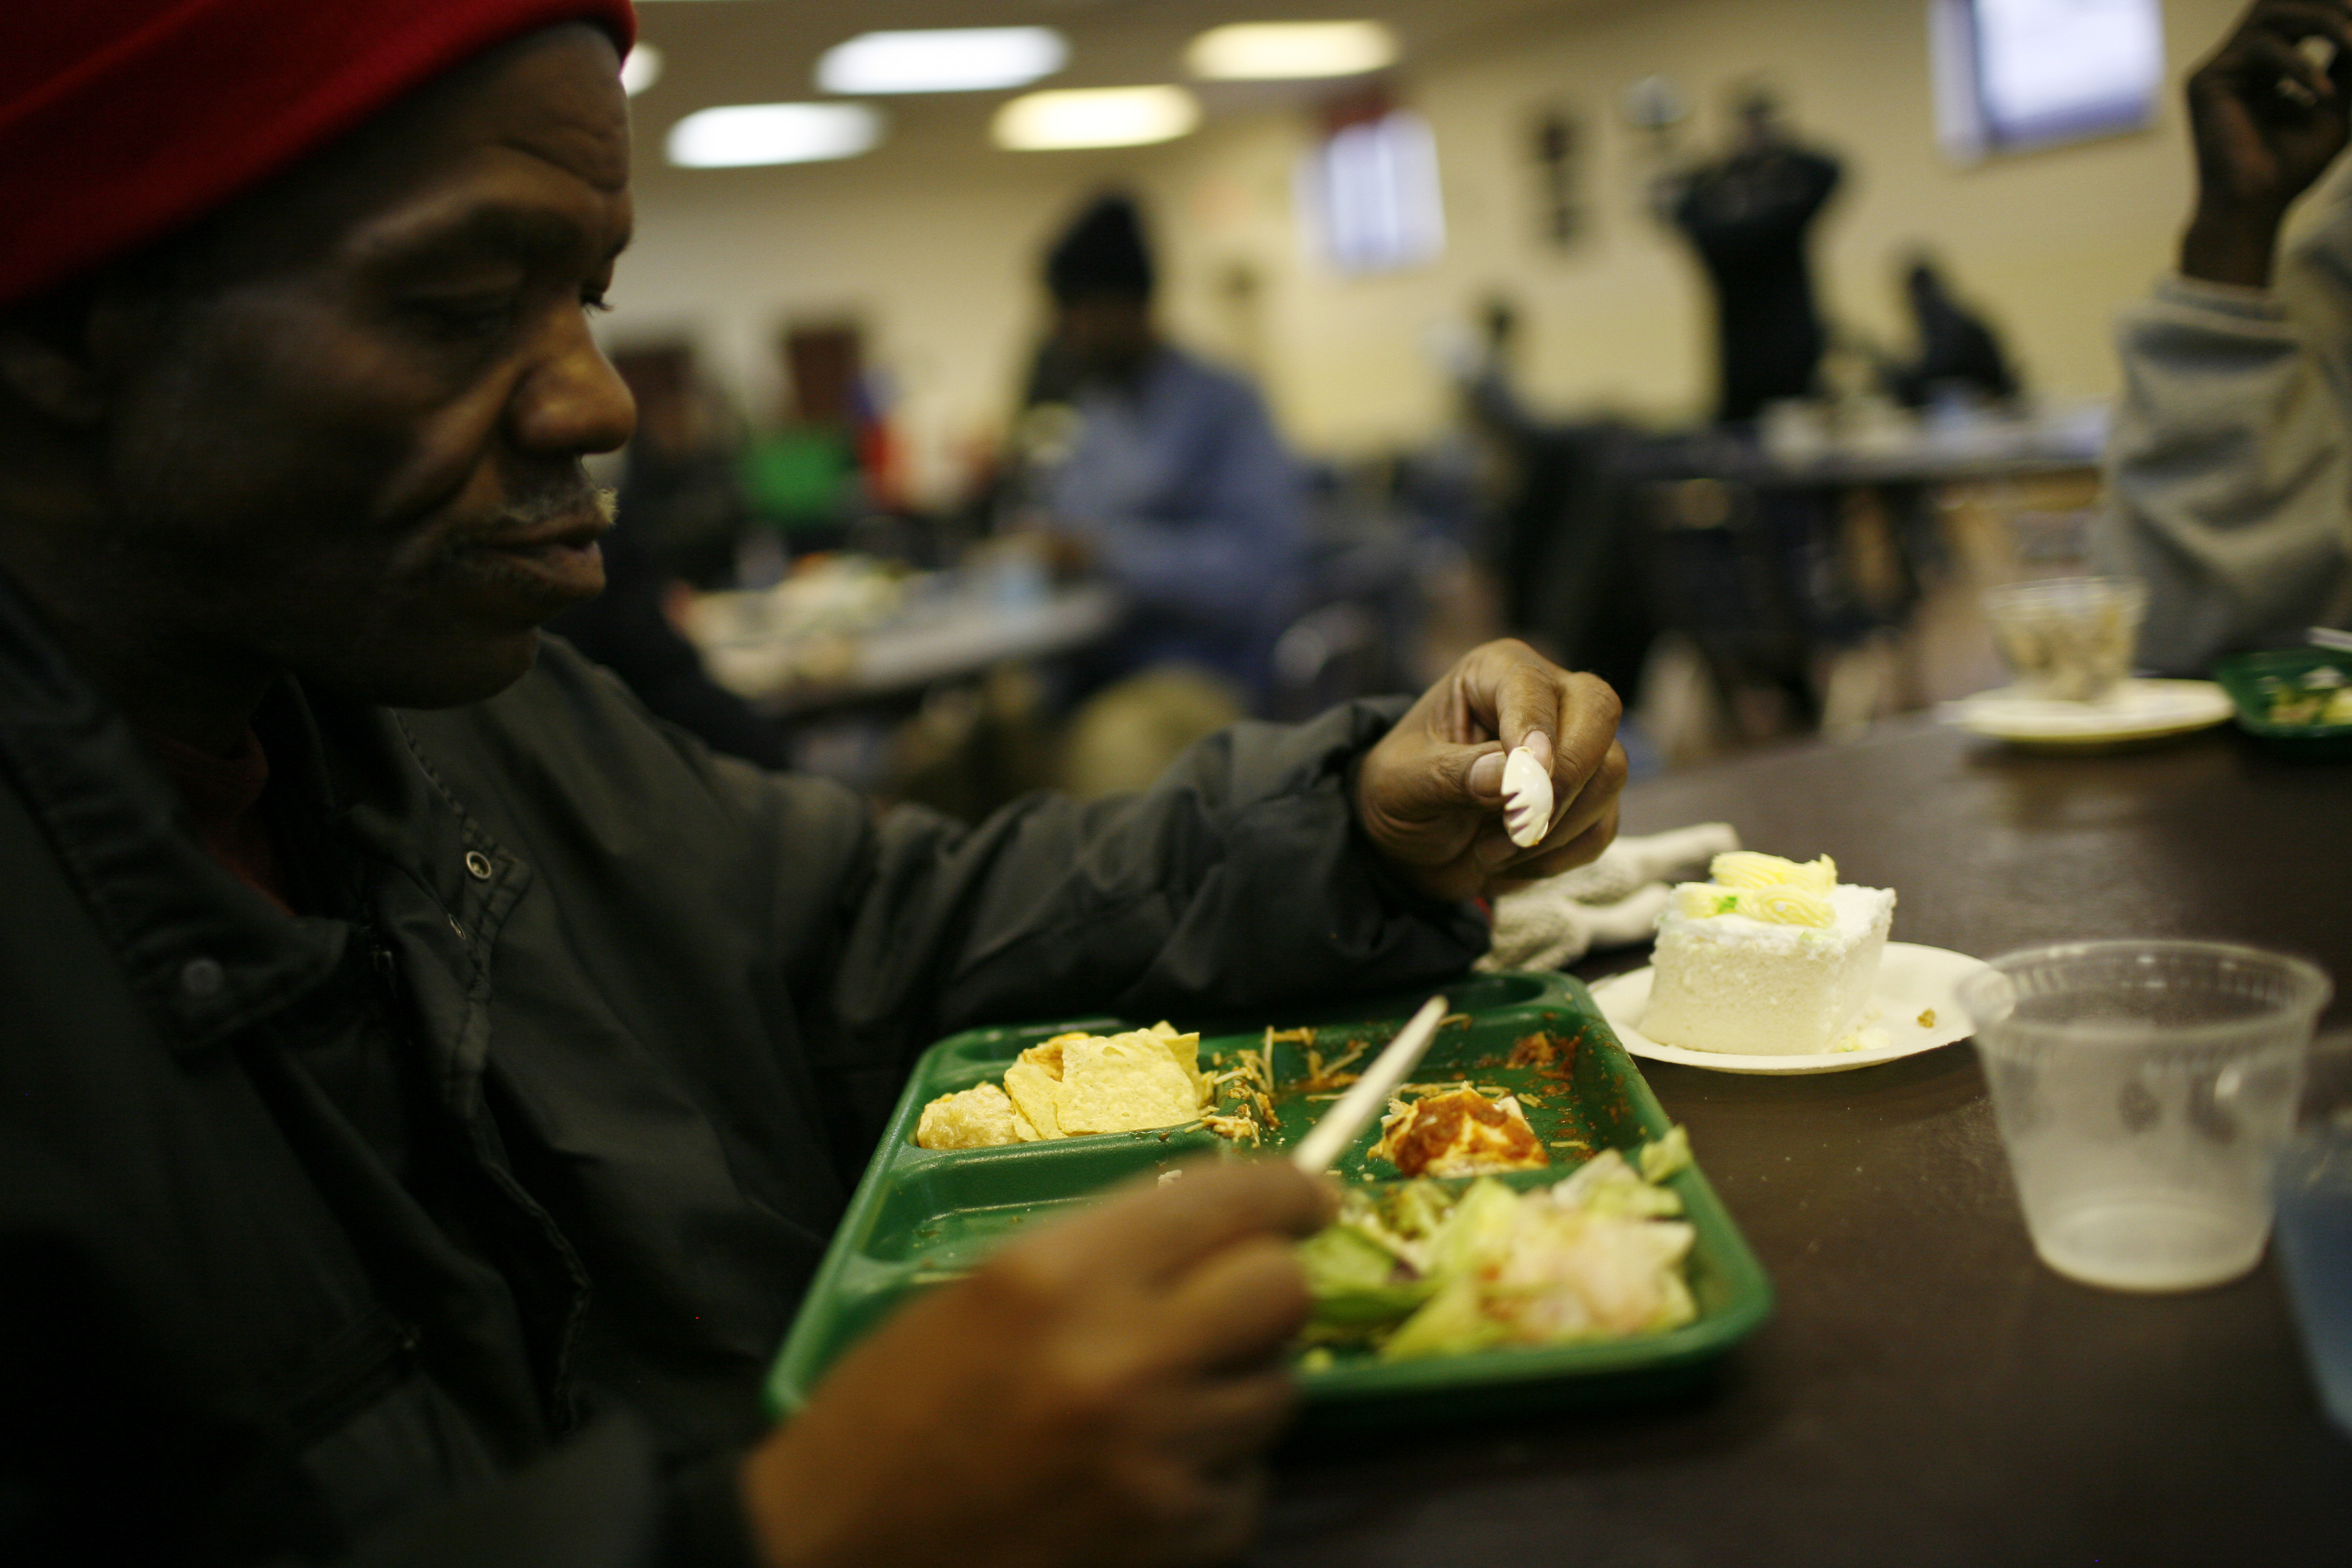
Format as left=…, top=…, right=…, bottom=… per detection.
left=1982, top=576, right=2146, bottom=703
left=1961, top=942, right=2332, bottom=1292
left=2273, top=1035, right=2352, bottom=1434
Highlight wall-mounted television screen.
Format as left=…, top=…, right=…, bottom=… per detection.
left=1932, top=0, right=2166, bottom=161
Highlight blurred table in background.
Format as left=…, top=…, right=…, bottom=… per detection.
left=684, top=562, right=1122, bottom=717
left=1619, top=407, right=2111, bottom=759
left=1681, top=400, right=2110, bottom=491
left=1256, top=717, right=2349, bottom=1568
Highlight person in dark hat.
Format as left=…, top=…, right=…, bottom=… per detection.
left=1026, top=193, right=1307, bottom=710
left=1044, top=194, right=1161, bottom=377
left=0, top=7, right=1628, bottom=1566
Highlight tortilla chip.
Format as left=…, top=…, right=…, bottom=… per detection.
left=1144, top=1021, right=1208, bottom=1103
left=914, top=1083, right=1024, bottom=1150
left=1019, top=1032, right=1090, bottom=1080
left=1054, top=1033, right=1201, bottom=1135
left=1004, top=1060, right=1065, bottom=1139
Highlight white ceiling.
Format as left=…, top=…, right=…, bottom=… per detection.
left=626, top=0, right=1599, bottom=158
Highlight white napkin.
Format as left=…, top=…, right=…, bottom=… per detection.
left=1476, top=823, right=1741, bottom=972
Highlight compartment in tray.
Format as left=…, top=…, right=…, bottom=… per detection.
left=897, top=978, right=1643, bottom=1172
left=1195, top=1002, right=1653, bottom=1177
left=859, top=1133, right=1217, bottom=1266
left=1288, top=1145, right=1773, bottom=1427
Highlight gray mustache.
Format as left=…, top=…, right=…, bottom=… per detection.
left=495, top=479, right=618, bottom=531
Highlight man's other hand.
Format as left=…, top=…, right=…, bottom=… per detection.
left=1353, top=638, right=1627, bottom=903
left=2183, top=1, right=2352, bottom=286
left=739, top=1159, right=1333, bottom=1568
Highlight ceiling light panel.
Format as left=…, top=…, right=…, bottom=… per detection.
left=818, top=28, right=1068, bottom=94
left=619, top=44, right=662, bottom=96
left=993, top=86, right=1200, bottom=150
left=1186, top=22, right=1398, bottom=81
left=667, top=103, right=884, bottom=168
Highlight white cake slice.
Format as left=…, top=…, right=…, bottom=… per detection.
left=1640, top=853, right=1896, bottom=1056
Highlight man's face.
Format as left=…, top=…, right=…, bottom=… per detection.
left=1052, top=294, right=1156, bottom=384
left=93, top=23, right=635, bottom=708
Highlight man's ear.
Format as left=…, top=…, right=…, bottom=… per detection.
left=0, top=267, right=163, bottom=428
left=0, top=321, right=105, bottom=426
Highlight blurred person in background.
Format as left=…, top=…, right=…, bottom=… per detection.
left=2097, top=0, right=2352, bottom=671
left=1665, top=86, right=1843, bottom=426
left=1880, top=257, right=2020, bottom=412
left=741, top=323, right=900, bottom=552
left=1021, top=195, right=1308, bottom=790
left=550, top=346, right=790, bottom=767
left=0, top=6, right=1630, bottom=1565
left=1454, top=295, right=1659, bottom=723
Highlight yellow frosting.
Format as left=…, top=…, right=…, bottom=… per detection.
left=1737, top=885, right=1836, bottom=927
left=1676, top=853, right=1840, bottom=928
left=1674, top=883, right=1744, bottom=920
left=1709, top=851, right=1836, bottom=892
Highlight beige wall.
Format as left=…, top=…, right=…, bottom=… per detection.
left=606, top=0, right=2244, bottom=493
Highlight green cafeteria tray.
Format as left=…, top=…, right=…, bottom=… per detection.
left=2213, top=648, right=2352, bottom=757
left=764, top=970, right=1775, bottom=1430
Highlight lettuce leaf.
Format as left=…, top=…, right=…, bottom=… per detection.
left=1296, top=1126, right=1702, bottom=1364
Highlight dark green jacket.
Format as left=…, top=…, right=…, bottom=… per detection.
left=0, top=576, right=1483, bottom=1568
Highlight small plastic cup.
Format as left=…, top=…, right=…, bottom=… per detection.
left=1982, top=576, right=2146, bottom=703
left=2273, top=1034, right=2352, bottom=1434
left=1961, top=941, right=2332, bottom=1292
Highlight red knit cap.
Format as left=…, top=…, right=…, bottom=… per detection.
left=0, top=0, right=638, bottom=305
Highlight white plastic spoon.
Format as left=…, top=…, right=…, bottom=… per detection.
left=1291, top=995, right=1450, bottom=1174
left=1501, top=746, right=1553, bottom=850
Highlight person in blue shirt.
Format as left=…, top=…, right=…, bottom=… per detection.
left=1031, top=194, right=1307, bottom=705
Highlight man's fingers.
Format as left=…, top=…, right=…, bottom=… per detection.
left=2239, top=26, right=2341, bottom=103
left=1019, top=1158, right=1333, bottom=1289
left=1450, top=641, right=1622, bottom=800
left=1155, top=1460, right=1271, bottom=1567
left=1480, top=649, right=1619, bottom=808
left=1555, top=740, right=1629, bottom=842
left=1468, top=642, right=1566, bottom=762
left=1475, top=737, right=1625, bottom=881
left=2248, top=0, right=2352, bottom=45
left=1548, top=673, right=1623, bottom=804
left=1149, top=1368, right=1301, bottom=1469
left=1504, top=720, right=1627, bottom=865
left=1472, top=821, right=1520, bottom=872
left=1466, top=746, right=1507, bottom=801
left=1154, top=1234, right=1316, bottom=1375
left=1516, top=808, right=1621, bottom=881
left=2227, top=4, right=2352, bottom=95
left=1408, top=738, right=1506, bottom=815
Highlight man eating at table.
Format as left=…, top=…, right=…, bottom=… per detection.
left=0, top=4, right=1626, bottom=1565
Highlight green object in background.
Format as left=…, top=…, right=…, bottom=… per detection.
left=741, top=428, right=853, bottom=528
left=762, top=970, right=1774, bottom=1432
left=2214, top=649, right=2352, bottom=757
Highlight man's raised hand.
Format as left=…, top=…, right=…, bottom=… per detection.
left=1352, top=638, right=1628, bottom=903
left=2183, top=1, right=2352, bottom=285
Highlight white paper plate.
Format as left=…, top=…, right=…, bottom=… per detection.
left=1938, top=679, right=2232, bottom=747
left=1588, top=942, right=1992, bottom=1076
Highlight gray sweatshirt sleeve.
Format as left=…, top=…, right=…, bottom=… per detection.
left=2094, top=194, right=2352, bottom=674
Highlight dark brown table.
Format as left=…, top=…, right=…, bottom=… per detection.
left=1257, top=718, right=2352, bottom=1567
